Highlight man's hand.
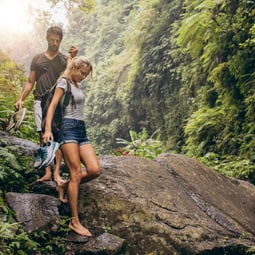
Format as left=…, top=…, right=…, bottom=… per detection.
left=14, top=99, right=23, bottom=110
left=68, top=46, right=78, bottom=58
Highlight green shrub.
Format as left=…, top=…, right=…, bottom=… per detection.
left=198, top=152, right=255, bottom=184
left=115, top=128, right=167, bottom=159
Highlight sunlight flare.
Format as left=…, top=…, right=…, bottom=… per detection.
left=0, top=0, right=67, bottom=35
left=0, top=0, right=33, bottom=34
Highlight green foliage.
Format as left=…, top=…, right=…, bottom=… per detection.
left=0, top=51, right=37, bottom=142
left=247, top=246, right=255, bottom=255
left=184, top=106, right=225, bottom=156
left=0, top=203, right=38, bottom=255
left=0, top=223, right=39, bottom=255
left=0, top=216, right=70, bottom=255
left=27, top=216, right=69, bottom=255
left=175, top=0, right=255, bottom=184
left=177, top=7, right=212, bottom=58
left=0, top=222, right=40, bottom=255
left=0, top=200, right=70, bottom=255
left=115, top=128, right=166, bottom=159
left=0, top=53, right=37, bottom=195
left=0, top=145, right=32, bottom=194
left=198, top=152, right=255, bottom=184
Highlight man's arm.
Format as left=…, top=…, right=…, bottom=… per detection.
left=15, top=70, right=36, bottom=109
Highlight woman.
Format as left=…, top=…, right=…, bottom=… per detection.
left=43, top=56, right=101, bottom=237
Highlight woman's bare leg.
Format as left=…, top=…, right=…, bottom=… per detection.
left=61, top=143, right=93, bottom=236
left=53, top=150, right=68, bottom=202
left=79, top=143, right=101, bottom=183
left=54, top=150, right=65, bottom=185
left=56, top=180, right=68, bottom=203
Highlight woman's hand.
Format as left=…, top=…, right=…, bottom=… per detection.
left=43, top=130, right=54, bottom=143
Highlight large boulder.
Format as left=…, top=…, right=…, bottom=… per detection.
left=0, top=130, right=38, bottom=157
left=77, top=154, right=255, bottom=255
left=5, top=192, right=60, bottom=233
left=2, top=132, right=255, bottom=254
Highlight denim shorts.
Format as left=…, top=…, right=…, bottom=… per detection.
left=58, top=118, right=90, bottom=146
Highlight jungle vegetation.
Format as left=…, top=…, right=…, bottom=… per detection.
left=1, top=0, right=255, bottom=253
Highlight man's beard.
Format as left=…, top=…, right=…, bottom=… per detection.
left=49, top=45, right=58, bottom=52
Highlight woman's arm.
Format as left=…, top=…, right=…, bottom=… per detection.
left=43, top=87, right=64, bottom=142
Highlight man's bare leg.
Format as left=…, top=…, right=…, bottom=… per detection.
left=36, top=165, right=52, bottom=182
left=36, top=131, right=52, bottom=182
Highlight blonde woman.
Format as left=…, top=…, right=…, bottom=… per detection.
left=43, top=56, right=101, bottom=237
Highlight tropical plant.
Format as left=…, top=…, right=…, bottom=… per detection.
left=0, top=50, right=37, bottom=142
left=115, top=128, right=167, bottom=159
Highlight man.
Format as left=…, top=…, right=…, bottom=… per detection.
left=15, top=26, right=77, bottom=185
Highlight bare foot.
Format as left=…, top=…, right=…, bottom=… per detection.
left=36, top=174, right=52, bottom=182
left=56, top=183, right=68, bottom=203
left=54, top=175, right=66, bottom=186
left=69, top=221, right=92, bottom=237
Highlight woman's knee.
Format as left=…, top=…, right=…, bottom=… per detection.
left=87, top=164, right=101, bottom=178
left=69, top=167, right=83, bottom=182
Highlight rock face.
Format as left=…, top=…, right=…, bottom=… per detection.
left=2, top=132, right=255, bottom=254
left=0, top=130, right=38, bottom=156
left=78, top=154, right=255, bottom=255
left=5, top=192, right=60, bottom=233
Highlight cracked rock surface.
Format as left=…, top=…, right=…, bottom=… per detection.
left=2, top=131, right=255, bottom=255
left=80, top=154, right=255, bottom=254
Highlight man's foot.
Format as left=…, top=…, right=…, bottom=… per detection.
left=56, top=182, right=68, bottom=203
left=36, top=174, right=52, bottom=182
left=69, top=221, right=92, bottom=237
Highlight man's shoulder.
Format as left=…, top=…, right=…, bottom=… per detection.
left=32, top=52, right=46, bottom=63
left=57, top=52, right=68, bottom=62
left=33, top=51, right=67, bottom=59
left=33, top=52, right=45, bottom=58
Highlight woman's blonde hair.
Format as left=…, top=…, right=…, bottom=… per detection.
left=62, top=56, right=93, bottom=78
left=70, top=56, right=92, bottom=71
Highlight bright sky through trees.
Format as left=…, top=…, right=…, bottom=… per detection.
left=0, top=0, right=66, bottom=35
left=0, top=0, right=32, bottom=33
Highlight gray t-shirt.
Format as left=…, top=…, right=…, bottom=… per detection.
left=56, top=78, right=85, bottom=120
left=31, top=53, right=67, bottom=100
